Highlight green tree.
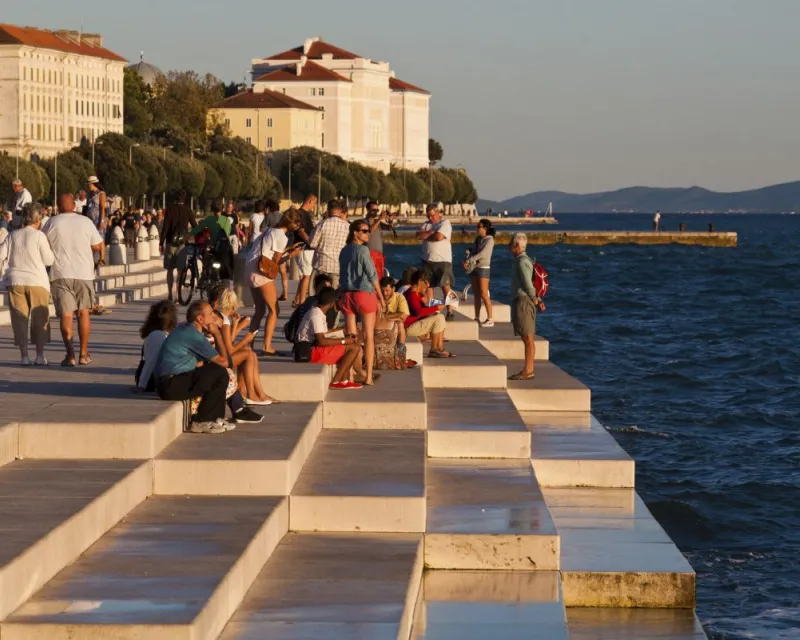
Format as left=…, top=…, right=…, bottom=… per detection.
left=305, top=175, right=336, bottom=203
left=428, top=138, right=444, bottom=164
left=41, top=156, right=79, bottom=202
left=95, top=146, right=141, bottom=197
left=151, top=71, right=224, bottom=148
left=201, top=162, right=223, bottom=200
left=417, top=168, right=455, bottom=203
left=123, top=67, right=152, bottom=139
left=177, top=156, right=206, bottom=198
left=208, top=155, right=242, bottom=200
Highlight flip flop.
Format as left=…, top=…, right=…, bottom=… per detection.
left=427, top=350, right=455, bottom=359
left=78, top=354, right=92, bottom=365
left=260, top=350, right=279, bottom=357
left=509, top=371, right=535, bottom=381
left=61, top=357, right=76, bottom=367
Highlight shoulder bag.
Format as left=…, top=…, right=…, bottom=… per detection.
left=257, top=230, right=279, bottom=279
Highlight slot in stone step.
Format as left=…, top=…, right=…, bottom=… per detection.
left=0, top=460, right=151, bottom=620
left=566, top=608, right=707, bottom=639
left=506, top=361, right=591, bottom=412
left=426, top=459, right=559, bottom=570
left=259, top=360, right=331, bottom=402
left=422, top=341, right=507, bottom=389
left=412, top=571, right=568, bottom=639
left=524, top=413, right=635, bottom=488
left=543, top=487, right=696, bottom=608
left=96, top=258, right=162, bottom=277
left=324, top=367, right=427, bottom=430
left=94, top=268, right=167, bottom=292
left=95, top=282, right=169, bottom=307
left=291, top=430, right=426, bottom=532
left=155, top=403, right=322, bottom=496
left=221, top=532, right=423, bottom=640
left=1, top=496, right=288, bottom=640
left=479, top=323, right=550, bottom=360
left=455, top=295, right=511, bottom=323
left=18, top=399, right=182, bottom=459
left=426, top=389, right=530, bottom=458
left=440, top=315, right=479, bottom=341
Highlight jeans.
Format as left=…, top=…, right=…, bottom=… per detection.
left=157, top=363, right=228, bottom=423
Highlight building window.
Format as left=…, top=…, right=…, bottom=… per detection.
left=225, top=118, right=231, bottom=126
left=322, top=133, right=325, bottom=148
left=310, top=88, right=316, bottom=96
left=319, top=87, right=325, bottom=96
left=267, top=118, right=273, bottom=128
left=266, top=137, right=273, bottom=149
left=246, top=136, right=251, bottom=144
left=246, top=118, right=252, bottom=127
left=282, top=88, right=286, bottom=94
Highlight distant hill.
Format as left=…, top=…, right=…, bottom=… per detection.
left=477, top=181, right=800, bottom=213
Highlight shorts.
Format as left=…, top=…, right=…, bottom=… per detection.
left=370, top=250, right=385, bottom=279
left=248, top=269, right=274, bottom=288
left=163, top=244, right=183, bottom=271
left=512, top=295, right=537, bottom=337
left=52, top=278, right=94, bottom=314
left=424, top=261, right=455, bottom=289
left=406, top=313, right=446, bottom=337
left=469, top=267, right=491, bottom=280
left=295, top=250, right=314, bottom=277
left=311, top=344, right=346, bottom=365
left=340, top=291, right=379, bottom=315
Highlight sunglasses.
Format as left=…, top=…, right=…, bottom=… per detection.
left=357, top=228, right=369, bottom=233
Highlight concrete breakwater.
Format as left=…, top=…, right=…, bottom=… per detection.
left=385, top=229, right=738, bottom=247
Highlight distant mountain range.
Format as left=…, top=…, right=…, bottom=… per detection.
left=477, top=181, right=800, bottom=214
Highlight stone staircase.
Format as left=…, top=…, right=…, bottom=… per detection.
left=0, top=288, right=707, bottom=639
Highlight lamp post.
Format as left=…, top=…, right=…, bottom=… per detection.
left=429, top=161, right=435, bottom=204
left=128, top=143, right=140, bottom=207
left=288, top=149, right=293, bottom=205
left=316, top=153, right=322, bottom=217
left=53, top=153, right=58, bottom=211
left=161, top=145, right=174, bottom=210
left=91, top=139, right=104, bottom=170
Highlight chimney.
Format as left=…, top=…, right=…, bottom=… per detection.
left=303, top=37, right=319, bottom=55
left=296, top=55, right=307, bottom=75
left=54, top=29, right=80, bottom=44
left=82, top=33, right=103, bottom=47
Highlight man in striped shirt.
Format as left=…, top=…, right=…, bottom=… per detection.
left=309, top=199, right=349, bottom=290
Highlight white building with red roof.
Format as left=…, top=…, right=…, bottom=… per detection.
left=250, top=37, right=430, bottom=172
left=0, top=24, right=126, bottom=160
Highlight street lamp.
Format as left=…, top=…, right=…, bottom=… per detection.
left=162, top=145, right=174, bottom=210
left=91, top=140, right=104, bottom=170
left=54, top=153, right=58, bottom=211
left=317, top=152, right=322, bottom=217
left=288, top=149, right=293, bottom=205
left=429, top=161, right=435, bottom=204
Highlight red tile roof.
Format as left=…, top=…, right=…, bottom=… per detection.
left=0, top=24, right=126, bottom=62
left=269, top=39, right=361, bottom=61
left=214, top=89, right=320, bottom=111
left=255, top=60, right=351, bottom=84
left=390, top=77, right=429, bottom=95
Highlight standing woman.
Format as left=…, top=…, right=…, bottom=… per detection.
left=246, top=209, right=302, bottom=356
left=464, top=218, right=495, bottom=327
left=339, top=220, right=387, bottom=385
left=85, top=176, right=108, bottom=228
left=0, top=203, right=55, bottom=365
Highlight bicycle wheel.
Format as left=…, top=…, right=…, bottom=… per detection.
left=177, top=262, right=196, bottom=306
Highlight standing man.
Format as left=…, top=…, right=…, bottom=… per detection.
left=365, top=201, right=386, bottom=279
left=10, top=179, right=32, bottom=230
left=293, top=193, right=318, bottom=306
left=308, top=199, right=349, bottom=290
left=74, top=190, right=88, bottom=214
left=160, top=190, right=198, bottom=301
left=508, top=233, right=545, bottom=381
left=45, top=193, right=105, bottom=367
left=416, top=203, right=455, bottom=320
left=653, top=210, right=662, bottom=232
left=84, top=177, right=107, bottom=227
left=263, top=199, right=283, bottom=230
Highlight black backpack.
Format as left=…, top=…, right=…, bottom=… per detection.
left=283, top=298, right=315, bottom=344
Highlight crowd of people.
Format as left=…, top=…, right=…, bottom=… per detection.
left=1, top=175, right=546, bottom=435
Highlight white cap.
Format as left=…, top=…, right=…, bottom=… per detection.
left=87, top=176, right=100, bottom=184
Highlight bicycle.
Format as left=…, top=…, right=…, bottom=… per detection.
left=177, top=243, right=223, bottom=305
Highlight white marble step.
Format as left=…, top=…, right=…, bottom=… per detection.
left=479, top=323, right=550, bottom=360
left=221, top=532, right=423, bottom=639
left=1, top=496, right=288, bottom=640
left=426, top=459, right=559, bottom=571
left=155, top=403, right=322, bottom=496
left=506, top=361, right=591, bottom=412
left=566, top=608, right=707, bottom=639
left=258, top=360, right=331, bottom=402
left=423, top=341, right=507, bottom=389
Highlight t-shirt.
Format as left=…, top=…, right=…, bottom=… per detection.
left=265, top=211, right=283, bottom=229
left=297, top=306, right=329, bottom=344
left=366, top=219, right=383, bottom=253
left=155, top=323, right=218, bottom=378
left=44, top=212, right=103, bottom=281
left=249, top=213, right=265, bottom=237
left=297, top=208, right=315, bottom=243
left=245, top=228, right=288, bottom=275
left=421, top=219, right=453, bottom=263
left=386, top=292, right=410, bottom=316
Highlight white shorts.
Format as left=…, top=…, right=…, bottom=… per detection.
left=295, top=250, right=314, bottom=277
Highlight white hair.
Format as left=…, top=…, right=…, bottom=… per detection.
left=22, top=202, right=42, bottom=227
left=512, top=232, right=528, bottom=250
left=11, top=179, right=22, bottom=188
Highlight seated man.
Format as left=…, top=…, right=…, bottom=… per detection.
left=156, top=300, right=258, bottom=434
left=403, top=271, right=455, bottom=358
left=296, top=287, right=365, bottom=390
left=378, top=276, right=409, bottom=346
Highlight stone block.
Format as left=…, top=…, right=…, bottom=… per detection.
left=423, top=341, right=507, bottom=389
left=506, top=361, right=591, bottom=412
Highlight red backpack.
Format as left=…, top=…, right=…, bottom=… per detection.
left=532, top=260, right=549, bottom=299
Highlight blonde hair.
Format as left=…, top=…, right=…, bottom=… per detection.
left=219, top=289, right=241, bottom=314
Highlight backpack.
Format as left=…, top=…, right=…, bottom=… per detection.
left=284, top=298, right=314, bottom=344
left=532, top=259, right=549, bottom=298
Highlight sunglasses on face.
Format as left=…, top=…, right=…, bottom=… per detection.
left=357, top=228, right=369, bottom=233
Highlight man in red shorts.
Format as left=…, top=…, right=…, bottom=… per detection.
left=296, top=287, right=365, bottom=390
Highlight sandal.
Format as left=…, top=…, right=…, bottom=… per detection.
left=427, top=350, right=456, bottom=359
left=509, top=371, right=535, bottom=381
left=260, top=350, right=279, bottom=357
left=78, top=353, right=92, bottom=365
left=61, top=356, right=76, bottom=367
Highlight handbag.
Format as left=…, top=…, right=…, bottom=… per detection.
left=257, top=231, right=279, bottom=279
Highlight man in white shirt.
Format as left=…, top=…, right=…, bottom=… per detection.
left=45, top=193, right=105, bottom=367
left=247, top=200, right=266, bottom=247
left=653, top=211, right=662, bottom=231
left=10, top=179, right=32, bottom=230
left=416, top=203, right=455, bottom=320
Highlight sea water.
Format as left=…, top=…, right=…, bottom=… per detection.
left=385, top=213, right=800, bottom=640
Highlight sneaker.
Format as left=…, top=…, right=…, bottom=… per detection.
left=34, top=356, right=48, bottom=366
left=342, top=381, right=363, bottom=390
left=329, top=380, right=363, bottom=390
left=20, top=356, right=32, bottom=366
left=482, top=320, right=495, bottom=328
left=216, top=418, right=237, bottom=431
left=189, top=421, right=227, bottom=434
left=234, top=407, right=263, bottom=424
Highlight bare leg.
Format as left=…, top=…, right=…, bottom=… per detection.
left=471, top=274, right=481, bottom=321
left=60, top=311, right=75, bottom=363
left=522, top=335, right=535, bottom=375
left=279, top=263, right=288, bottom=300
left=249, top=287, right=267, bottom=333
left=333, top=344, right=359, bottom=383
left=77, top=310, right=91, bottom=358
left=295, top=275, right=310, bottom=306
left=247, top=351, right=271, bottom=400
left=442, top=283, right=453, bottom=316
left=260, top=282, right=278, bottom=353
left=431, top=331, right=445, bottom=353
left=397, top=321, right=406, bottom=345
left=478, top=277, right=493, bottom=321
left=362, top=312, right=377, bottom=384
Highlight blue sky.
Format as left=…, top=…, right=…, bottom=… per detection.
left=8, top=0, right=800, bottom=200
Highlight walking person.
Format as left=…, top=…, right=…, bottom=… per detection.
left=463, top=218, right=495, bottom=326
left=9, top=179, right=32, bottom=230
left=416, top=203, right=455, bottom=320
left=246, top=209, right=302, bottom=356
left=160, top=190, right=198, bottom=301
left=508, top=233, right=545, bottom=381
left=339, top=220, right=387, bottom=385
left=308, top=199, right=349, bottom=290
left=44, top=193, right=105, bottom=367
left=292, top=193, right=318, bottom=307
left=0, top=203, right=54, bottom=365
left=85, top=177, right=108, bottom=228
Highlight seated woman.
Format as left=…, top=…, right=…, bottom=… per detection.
left=403, top=271, right=455, bottom=358
left=208, top=288, right=274, bottom=406
left=297, top=287, right=366, bottom=390
left=137, top=300, right=177, bottom=391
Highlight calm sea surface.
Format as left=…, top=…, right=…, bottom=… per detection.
left=385, top=213, right=800, bottom=640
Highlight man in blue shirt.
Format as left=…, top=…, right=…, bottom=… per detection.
left=155, top=300, right=248, bottom=433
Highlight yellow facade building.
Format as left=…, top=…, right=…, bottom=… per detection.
left=0, top=24, right=126, bottom=160
left=210, top=89, right=323, bottom=154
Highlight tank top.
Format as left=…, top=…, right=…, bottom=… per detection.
left=85, top=191, right=105, bottom=224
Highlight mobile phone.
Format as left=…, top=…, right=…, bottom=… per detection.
left=249, top=329, right=259, bottom=336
